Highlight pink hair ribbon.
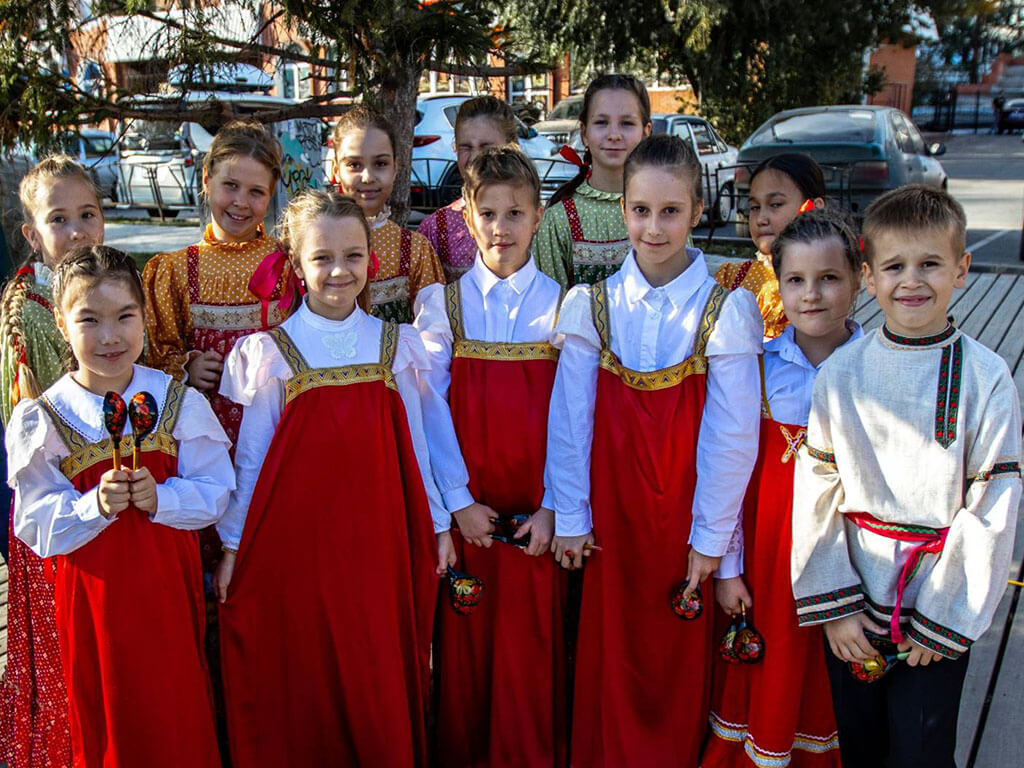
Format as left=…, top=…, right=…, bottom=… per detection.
left=248, top=249, right=302, bottom=329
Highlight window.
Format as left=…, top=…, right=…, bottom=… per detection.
left=689, top=122, right=717, bottom=155
left=280, top=44, right=311, bottom=100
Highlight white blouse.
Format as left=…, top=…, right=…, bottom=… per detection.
left=414, top=254, right=561, bottom=512
left=545, top=249, right=763, bottom=578
left=7, top=365, right=234, bottom=558
left=217, top=300, right=449, bottom=549
left=763, top=321, right=863, bottom=427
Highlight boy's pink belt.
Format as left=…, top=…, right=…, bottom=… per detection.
left=845, top=512, right=949, bottom=643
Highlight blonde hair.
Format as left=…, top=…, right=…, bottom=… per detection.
left=863, top=184, right=967, bottom=264
left=278, top=190, right=372, bottom=311
left=19, top=154, right=100, bottom=223
left=462, top=145, right=541, bottom=208
left=456, top=96, right=517, bottom=144
left=203, top=120, right=283, bottom=185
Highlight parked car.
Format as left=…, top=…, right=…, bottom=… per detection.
left=650, top=114, right=739, bottom=224
left=406, top=95, right=575, bottom=212
left=997, top=98, right=1024, bottom=133
left=533, top=95, right=584, bottom=146
left=734, top=105, right=947, bottom=235
left=59, top=129, right=120, bottom=203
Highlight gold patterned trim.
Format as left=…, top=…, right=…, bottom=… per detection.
left=283, top=364, right=396, bottom=403
left=370, top=276, right=410, bottom=307
left=190, top=302, right=285, bottom=331
left=571, top=240, right=631, bottom=267
left=444, top=281, right=465, bottom=340
left=453, top=339, right=559, bottom=362
left=59, top=433, right=178, bottom=478
left=599, top=348, right=707, bottom=390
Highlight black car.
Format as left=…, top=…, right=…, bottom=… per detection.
left=997, top=98, right=1024, bottom=134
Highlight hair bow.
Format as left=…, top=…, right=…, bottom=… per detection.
left=248, top=249, right=302, bottom=329
left=559, top=145, right=585, bottom=168
left=797, top=199, right=816, bottom=215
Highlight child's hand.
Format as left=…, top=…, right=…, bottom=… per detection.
left=453, top=502, right=496, bottom=548
left=214, top=551, right=236, bottom=603
left=683, top=549, right=722, bottom=598
left=187, top=350, right=224, bottom=392
left=551, top=533, right=594, bottom=570
left=517, top=507, right=554, bottom=557
left=436, top=531, right=457, bottom=575
left=715, top=576, right=753, bottom=616
left=128, top=467, right=157, bottom=514
left=823, top=613, right=887, bottom=663
left=98, top=469, right=131, bottom=518
left=898, top=637, right=944, bottom=667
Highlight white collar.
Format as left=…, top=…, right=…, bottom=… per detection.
left=297, top=296, right=366, bottom=332
left=620, top=248, right=708, bottom=312
left=366, top=205, right=392, bottom=231
left=766, top=320, right=863, bottom=371
left=45, top=366, right=169, bottom=440
left=468, top=252, right=538, bottom=299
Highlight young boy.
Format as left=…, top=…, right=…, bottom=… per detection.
left=791, top=184, right=1022, bottom=768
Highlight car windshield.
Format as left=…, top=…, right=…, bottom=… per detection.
left=652, top=117, right=668, bottom=134
left=750, top=110, right=878, bottom=145
left=549, top=98, right=582, bottom=121
left=122, top=119, right=181, bottom=151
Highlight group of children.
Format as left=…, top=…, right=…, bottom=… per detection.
left=0, top=71, right=1019, bottom=768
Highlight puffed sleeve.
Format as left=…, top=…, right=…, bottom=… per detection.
left=393, top=325, right=451, bottom=534
left=691, top=289, right=762, bottom=561
left=150, top=386, right=234, bottom=530
left=534, top=203, right=573, bottom=290
left=418, top=209, right=441, bottom=254
left=910, top=364, right=1022, bottom=658
left=217, top=333, right=288, bottom=550
left=545, top=284, right=601, bottom=535
left=791, top=365, right=865, bottom=626
left=142, top=250, right=193, bottom=380
left=7, top=399, right=114, bottom=557
left=413, top=283, right=473, bottom=513
left=407, top=230, right=445, bottom=311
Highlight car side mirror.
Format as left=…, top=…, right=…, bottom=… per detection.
left=928, top=142, right=946, bottom=156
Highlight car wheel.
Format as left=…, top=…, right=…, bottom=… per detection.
left=712, top=183, right=734, bottom=225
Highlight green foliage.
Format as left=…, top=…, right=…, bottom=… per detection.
left=923, top=0, right=1024, bottom=84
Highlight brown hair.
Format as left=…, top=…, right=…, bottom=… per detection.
left=462, top=145, right=542, bottom=208
left=203, top=120, right=283, bottom=185
left=770, top=207, right=862, bottom=276
left=455, top=96, right=517, bottom=144
left=332, top=105, right=397, bottom=158
left=278, top=189, right=373, bottom=311
left=19, top=154, right=101, bottom=224
left=623, top=134, right=702, bottom=206
left=862, top=184, right=967, bottom=264
left=547, top=74, right=652, bottom=208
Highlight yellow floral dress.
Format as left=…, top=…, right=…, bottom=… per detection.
left=714, top=253, right=787, bottom=339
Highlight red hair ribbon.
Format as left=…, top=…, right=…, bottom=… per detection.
left=559, top=145, right=584, bottom=168
left=248, top=249, right=302, bottom=330
left=797, top=199, right=816, bottom=215
left=15, top=266, right=34, bottom=278
left=368, top=250, right=380, bottom=281
left=859, top=237, right=866, bottom=254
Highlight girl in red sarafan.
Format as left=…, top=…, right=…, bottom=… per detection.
left=703, top=208, right=861, bottom=768
left=7, top=245, right=232, bottom=768
left=547, top=134, right=763, bottom=768
left=142, top=119, right=295, bottom=448
left=415, top=146, right=568, bottom=768
left=213, top=190, right=451, bottom=768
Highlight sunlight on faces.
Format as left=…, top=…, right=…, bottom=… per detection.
left=56, top=277, right=145, bottom=395
left=777, top=237, right=860, bottom=349
left=455, top=118, right=511, bottom=175
left=623, top=167, right=704, bottom=286
left=464, top=183, right=543, bottom=279
left=748, top=169, right=824, bottom=256
left=22, top=177, right=104, bottom=269
left=580, top=89, right=651, bottom=176
left=863, top=227, right=970, bottom=338
left=291, top=215, right=370, bottom=321
left=334, top=127, right=396, bottom=218
left=203, top=155, right=275, bottom=243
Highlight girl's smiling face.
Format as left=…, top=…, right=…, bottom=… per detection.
left=22, top=177, right=104, bottom=268
left=623, top=166, right=703, bottom=285
left=334, top=127, right=397, bottom=218
left=777, top=236, right=860, bottom=346
left=748, top=168, right=823, bottom=256
left=57, top=276, right=145, bottom=395
left=203, top=155, right=275, bottom=243
left=292, top=215, right=370, bottom=321
left=465, top=182, right=543, bottom=279
left=580, top=89, right=651, bottom=179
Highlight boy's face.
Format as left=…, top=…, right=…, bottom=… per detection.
left=863, top=226, right=970, bottom=338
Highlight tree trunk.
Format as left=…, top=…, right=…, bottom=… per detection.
left=369, top=59, right=423, bottom=228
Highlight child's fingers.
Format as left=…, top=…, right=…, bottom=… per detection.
left=861, top=616, right=888, bottom=635
left=513, top=518, right=533, bottom=538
